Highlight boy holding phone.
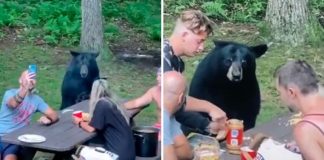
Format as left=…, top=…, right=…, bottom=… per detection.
left=0, top=66, right=58, bottom=160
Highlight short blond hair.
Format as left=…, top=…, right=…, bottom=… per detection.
left=178, top=10, right=214, bottom=35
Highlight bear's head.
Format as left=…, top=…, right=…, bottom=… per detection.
left=211, top=41, right=268, bottom=82
left=69, top=51, right=99, bottom=79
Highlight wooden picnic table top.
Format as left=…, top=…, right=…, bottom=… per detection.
left=2, top=100, right=161, bottom=159
left=220, top=112, right=293, bottom=160
left=2, top=100, right=95, bottom=152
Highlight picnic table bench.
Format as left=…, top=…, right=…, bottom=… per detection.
left=221, top=112, right=293, bottom=159
left=2, top=100, right=160, bottom=160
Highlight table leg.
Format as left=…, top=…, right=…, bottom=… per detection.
left=19, top=147, right=36, bottom=160
left=53, top=150, right=75, bottom=160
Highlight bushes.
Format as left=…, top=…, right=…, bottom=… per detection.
left=104, top=0, right=161, bottom=41
left=164, top=0, right=268, bottom=23
left=0, top=0, right=161, bottom=46
left=165, top=0, right=323, bottom=23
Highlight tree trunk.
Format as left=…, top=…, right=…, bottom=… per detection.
left=81, top=0, right=104, bottom=57
left=265, top=0, right=309, bottom=46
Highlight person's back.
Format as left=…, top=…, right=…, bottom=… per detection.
left=92, top=98, right=135, bottom=160
left=151, top=85, right=161, bottom=123
left=299, top=114, right=324, bottom=152
left=73, top=79, right=136, bottom=160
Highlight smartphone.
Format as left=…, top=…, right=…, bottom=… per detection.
left=28, top=64, right=37, bottom=79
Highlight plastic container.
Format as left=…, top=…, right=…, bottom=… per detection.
left=226, top=119, right=244, bottom=154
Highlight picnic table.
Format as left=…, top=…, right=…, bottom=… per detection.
left=2, top=100, right=161, bottom=160
left=220, top=112, right=293, bottom=159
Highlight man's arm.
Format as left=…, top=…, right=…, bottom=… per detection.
left=173, top=134, right=193, bottom=160
left=186, top=96, right=226, bottom=121
left=175, top=109, right=210, bottom=133
left=7, top=89, right=29, bottom=108
left=123, top=87, right=154, bottom=110
left=294, top=122, right=324, bottom=160
left=72, top=117, right=96, bottom=132
left=8, top=73, right=34, bottom=108
left=164, top=145, right=179, bottom=160
left=42, top=107, right=59, bottom=123
left=164, top=135, right=193, bottom=160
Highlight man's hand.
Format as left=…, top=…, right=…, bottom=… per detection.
left=72, top=116, right=82, bottom=125
left=208, top=106, right=227, bottom=122
left=207, top=107, right=227, bottom=134
left=207, top=119, right=227, bottom=134
left=21, top=73, right=36, bottom=90
left=38, top=116, right=52, bottom=125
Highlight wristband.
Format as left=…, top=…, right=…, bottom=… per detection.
left=17, top=93, right=24, bottom=100
left=14, top=94, right=23, bottom=103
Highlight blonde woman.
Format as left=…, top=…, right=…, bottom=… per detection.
left=72, top=79, right=135, bottom=160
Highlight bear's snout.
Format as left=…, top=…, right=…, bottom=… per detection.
left=80, top=65, right=88, bottom=78
left=227, top=63, right=243, bottom=82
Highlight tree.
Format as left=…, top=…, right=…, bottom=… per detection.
left=80, top=0, right=104, bottom=58
left=265, top=0, right=310, bottom=46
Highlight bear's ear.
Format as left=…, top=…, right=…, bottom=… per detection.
left=70, top=51, right=80, bottom=57
left=249, top=44, right=268, bottom=58
left=213, top=40, right=231, bottom=48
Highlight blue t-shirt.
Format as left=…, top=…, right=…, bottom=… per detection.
left=163, top=109, right=183, bottom=146
left=0, top=89, right=48, bottom=136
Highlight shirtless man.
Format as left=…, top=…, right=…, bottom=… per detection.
left=124, top=68, right=161, bottom=129
left=275, top=60, right=324, bottom=160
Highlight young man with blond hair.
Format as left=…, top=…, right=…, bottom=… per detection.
left=163, top=10, right=227, bottom=135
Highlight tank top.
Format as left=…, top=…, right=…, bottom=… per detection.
left=299, top=114, right=324, bottom=135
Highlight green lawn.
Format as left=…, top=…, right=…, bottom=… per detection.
left=0, top=45, right=157, bottom=125
left=164, top=15, right=324, bottom=125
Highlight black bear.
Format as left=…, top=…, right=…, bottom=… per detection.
left=60, top=51, right=99, bottom=110
left=175, top=41, right=268, bottom=133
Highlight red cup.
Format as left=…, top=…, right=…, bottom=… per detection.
left=73, top=110, right=83, bottom=119
left=240, top=146, right=256, bottom=160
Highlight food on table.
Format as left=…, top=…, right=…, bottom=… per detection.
left=288, top=112, right=302, bottom=126
left=215, top=129, right=227, bottom=140
left=82, top=112, right=90, bottom=122
left=194, top=143, right=220, bottom=160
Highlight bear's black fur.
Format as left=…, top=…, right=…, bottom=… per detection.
left=60, top=51, right=99, bottom=110
left=175, top=41, right=268, bottom=133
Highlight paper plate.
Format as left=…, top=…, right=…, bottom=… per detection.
left=18, top=134, right=46, bottom=143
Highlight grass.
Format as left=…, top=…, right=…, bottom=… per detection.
left=0, top=45, right=157, bottom=126
left=0, top=0, right=161, bottom=46
left=98, top=58, right=158, bottom=125
left=164, top=15, right=324, bottom=125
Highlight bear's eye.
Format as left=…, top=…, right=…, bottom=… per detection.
left=242, top=59, right=247, bottom=67
left=224, top=59, right=232, bottom=66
